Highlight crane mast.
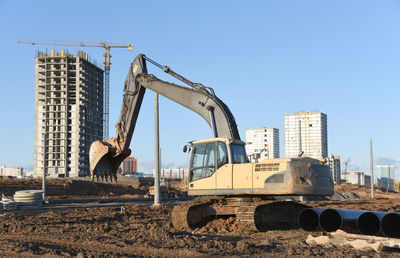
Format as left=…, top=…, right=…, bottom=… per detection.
left=18, top=39, right=134, bottom=139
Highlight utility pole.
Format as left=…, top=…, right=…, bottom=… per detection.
left=154, top=93, right=160, bottom=206
left=42, top=132, right=46, bottom=202
left=370, top=139, right=375, bottom=199
left=42, top=167, right=46, bottom=201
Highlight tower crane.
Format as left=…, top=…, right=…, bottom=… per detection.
left=343, top=156, right=351, bottom=182
left=18, top=39, right=134, bottom=139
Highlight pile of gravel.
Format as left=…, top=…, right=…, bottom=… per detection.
left=326, top=192, right=364, bottom=201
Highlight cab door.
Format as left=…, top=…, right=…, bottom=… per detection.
left=188, top=142, right=217, bottom=190
left=215, top=142, right=233, bottom=189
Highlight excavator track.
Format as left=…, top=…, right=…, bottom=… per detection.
left=170, top=198, right=216, bottom=230
left=170, top=202, right=205, bottom=230
left=236, top=203, right=259, bottom=232
left=171, top=197, right=310, bottom=232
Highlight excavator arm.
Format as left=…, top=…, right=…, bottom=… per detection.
left=89, top=54, right=240, bottom=180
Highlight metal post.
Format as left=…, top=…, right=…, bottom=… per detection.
left=370, top=139, right=374, bottom=199
left=42, top=132, right=46, bottom=202
left=154, top=93, right=160, bottom=206
left=159, top=147, right=162, bottom=182
left=42, top=168, right=46, bottom=201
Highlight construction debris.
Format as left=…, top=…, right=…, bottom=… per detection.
left=306, top=230, right=400, bottom=252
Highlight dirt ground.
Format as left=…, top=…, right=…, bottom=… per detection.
left=1, top=178, right=400, bottom=257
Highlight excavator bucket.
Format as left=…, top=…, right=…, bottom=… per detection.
left=89, top=140, right=130, bottom=182
left=89, top=140, right=111, bottom=176
left=89, top=54, right=146, bottom=182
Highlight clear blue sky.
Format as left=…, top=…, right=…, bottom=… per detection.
left=0, top=1, right=399, bottom=174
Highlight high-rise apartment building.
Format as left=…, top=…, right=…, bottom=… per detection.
left=34, top=50, right=103, bottom=178
left=284, top=111, right=327, bottom=159
left=122, top=156, right=138, bottom=174
left=377, top=165, right=395, bottom=191
left=245, top=127, right=279, bottom=162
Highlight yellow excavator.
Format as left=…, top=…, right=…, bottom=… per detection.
left=89, top=54, right=333, bottom=231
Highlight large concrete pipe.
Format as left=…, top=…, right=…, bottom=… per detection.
left=298, top=208, right=324, bottom=231
left=357, top=211, right=388, bottom=236
left=319, top=209, right=365, bottom=233
left=381, top=213, right=400, bottom=238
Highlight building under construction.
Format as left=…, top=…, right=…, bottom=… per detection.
left=33, top=49, right=103, bottom=178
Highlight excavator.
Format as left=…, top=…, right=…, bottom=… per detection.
left=89, top=54, right=334, bottom=232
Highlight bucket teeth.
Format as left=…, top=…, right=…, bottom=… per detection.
left=89, top=140, right=130, bottom=182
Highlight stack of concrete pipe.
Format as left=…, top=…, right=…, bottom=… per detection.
left=298, top=208, right=400, bottom=238
left=13, top=190, right=43, bottom=207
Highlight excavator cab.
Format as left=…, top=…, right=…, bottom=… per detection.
left=187, top=138, right=247, bottom=182
left=185, top=137, right=333, bottom=197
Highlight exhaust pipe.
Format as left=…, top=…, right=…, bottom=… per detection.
left=298, top=208, right=323, bottom=231
left=319, top=209, right=365, bottom=233
left=357, top=211, right=387, bottom=236
left=381, top=213, right=400, bottom=238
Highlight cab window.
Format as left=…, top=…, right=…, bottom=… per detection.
left=190, top=143, right=215, bottom=181
left=231, top=144, right=247, bottom=163
left=217, top=142, right=228, bottom=168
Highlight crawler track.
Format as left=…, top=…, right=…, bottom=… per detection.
left=171, top=197, right=309, bottom=232
left=170, top=200, right=212, bottom=230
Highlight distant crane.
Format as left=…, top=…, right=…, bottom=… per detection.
left=343, top=157, right=351, bottom=182
left=18, top=39, right=134, bottom=139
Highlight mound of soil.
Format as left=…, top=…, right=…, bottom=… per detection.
left=335, top=183, right=399, bottom=199
left=0, top=177, right=150, bottom=199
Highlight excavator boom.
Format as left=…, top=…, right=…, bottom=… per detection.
left=89, top=54, right=240, bottom=180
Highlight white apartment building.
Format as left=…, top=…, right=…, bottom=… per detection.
left=161, top=168, right=185, bottom=180
left=345, top=171, right=371, bottom=186
left=0, top=165, right=23, bottom=177
left=284, top=111, right=327, bottom=159
left=245, top=127, right=279, bottom=162
left=326, top=155, right=341, bottom=184
left=34, top=50, right=103, bottom=178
